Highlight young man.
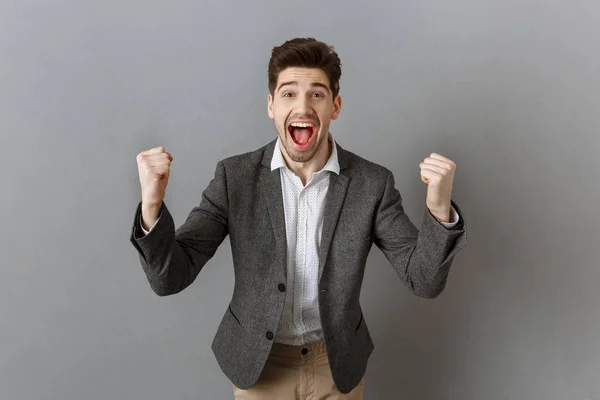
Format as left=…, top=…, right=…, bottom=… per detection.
left=130, top=38, right=467, bottom=399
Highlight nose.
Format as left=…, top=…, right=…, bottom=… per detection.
left=295, top=95, right=313, bottom=114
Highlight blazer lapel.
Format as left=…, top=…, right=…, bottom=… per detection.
left=260, top=139, right=350, bottom=283
left=260, top=140, right=288, bottom=278
left=318, top=170, right=350, bottom=283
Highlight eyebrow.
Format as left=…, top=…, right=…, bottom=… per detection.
left=276, top=81, right=331, bottom=94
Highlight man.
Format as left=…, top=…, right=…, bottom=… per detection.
left=130, top=37, right=467, bottom=399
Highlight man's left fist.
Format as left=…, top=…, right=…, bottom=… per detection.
left=419, top=153, right=456, bottom=223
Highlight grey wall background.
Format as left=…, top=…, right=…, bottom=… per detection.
left=2, top=0, right=599, bottom=399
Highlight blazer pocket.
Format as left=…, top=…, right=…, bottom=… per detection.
left=228, top=305, right=241, bottom=326
left=354, top=312, right=364, bottom=333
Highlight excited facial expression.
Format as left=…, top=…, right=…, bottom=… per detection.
left=268, top=67, right=342, bottom=164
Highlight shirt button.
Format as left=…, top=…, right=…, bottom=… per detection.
left=278, top=283, right=286, bottom=292
left=266, top=331, right=274, bottom=340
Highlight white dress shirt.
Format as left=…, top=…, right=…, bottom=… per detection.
left=270, top=138, right=340, bottom=345
left=140, top=137, right=460, bottom=346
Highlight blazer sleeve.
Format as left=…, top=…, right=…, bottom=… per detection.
left=129, top=160, right=229, bottom=296
left=373, top=170, right=467, bottom=298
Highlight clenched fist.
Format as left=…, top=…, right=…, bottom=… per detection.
left=419, top=153, right=456, bottom=223
left=136, top=146, right=173, bottom=229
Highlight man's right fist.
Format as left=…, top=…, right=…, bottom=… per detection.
left=136, top=146, right=173, bottom=207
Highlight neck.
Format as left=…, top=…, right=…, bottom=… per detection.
left=282, top=135, right=333, bottom=186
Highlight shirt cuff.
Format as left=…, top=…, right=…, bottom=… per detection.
left=438, top=206, right=460, bottom=228
left=140, top=213, right=160, bottom=235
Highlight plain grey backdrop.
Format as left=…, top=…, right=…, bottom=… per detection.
left=2, top=0, right=599, bottom=399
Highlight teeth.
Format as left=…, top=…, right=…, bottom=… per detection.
left=290, top=122, right=314, bottom=128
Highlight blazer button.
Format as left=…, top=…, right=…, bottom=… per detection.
left=278, top=283, right=286, bottom=292
left=266, top=331, right=274, bottom=340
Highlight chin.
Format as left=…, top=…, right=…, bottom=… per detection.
left=288, top=135, right=327, bottom=163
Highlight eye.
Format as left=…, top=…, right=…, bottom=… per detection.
left=312, top=92, right=325, bottom=98
left=282, top=92, right=293, bottom=98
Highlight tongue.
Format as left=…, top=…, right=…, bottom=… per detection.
left=292, top=128, right=312, bottom=145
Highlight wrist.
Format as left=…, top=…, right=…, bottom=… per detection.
left=141, top=201, right=162, bottom=230
left=142, top=199, right=163, bottom=210
left=429, top=207, right=450, bottom=223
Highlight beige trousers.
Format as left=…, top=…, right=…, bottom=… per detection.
left=233, top=340, right=364, bottom=399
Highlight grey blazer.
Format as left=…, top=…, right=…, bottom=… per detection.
left=129, top=139, right=467, bottom=394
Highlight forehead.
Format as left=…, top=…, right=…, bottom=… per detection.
left=276, top=67, right=330, bottom=88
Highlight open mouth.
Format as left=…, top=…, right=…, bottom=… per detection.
left=287, top=121, right=318, bottom=147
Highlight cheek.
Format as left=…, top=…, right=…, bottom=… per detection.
left=274, top=112, right=287, bottom=131
left=274, top=109, right=289, bottom=124
left=317, top=106, right=334, bottom=122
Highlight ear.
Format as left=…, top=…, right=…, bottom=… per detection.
left=267, top=94, right=274, bottom=119
left=330, top=95, right=342, bottom=120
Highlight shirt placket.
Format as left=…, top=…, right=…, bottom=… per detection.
left=295, top=179, right=308, bottom=341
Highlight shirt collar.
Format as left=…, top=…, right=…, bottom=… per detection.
left=271, top=135, right=340, bottom=175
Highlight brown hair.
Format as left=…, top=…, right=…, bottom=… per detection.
left=268, top=37, right=342, bottom=99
